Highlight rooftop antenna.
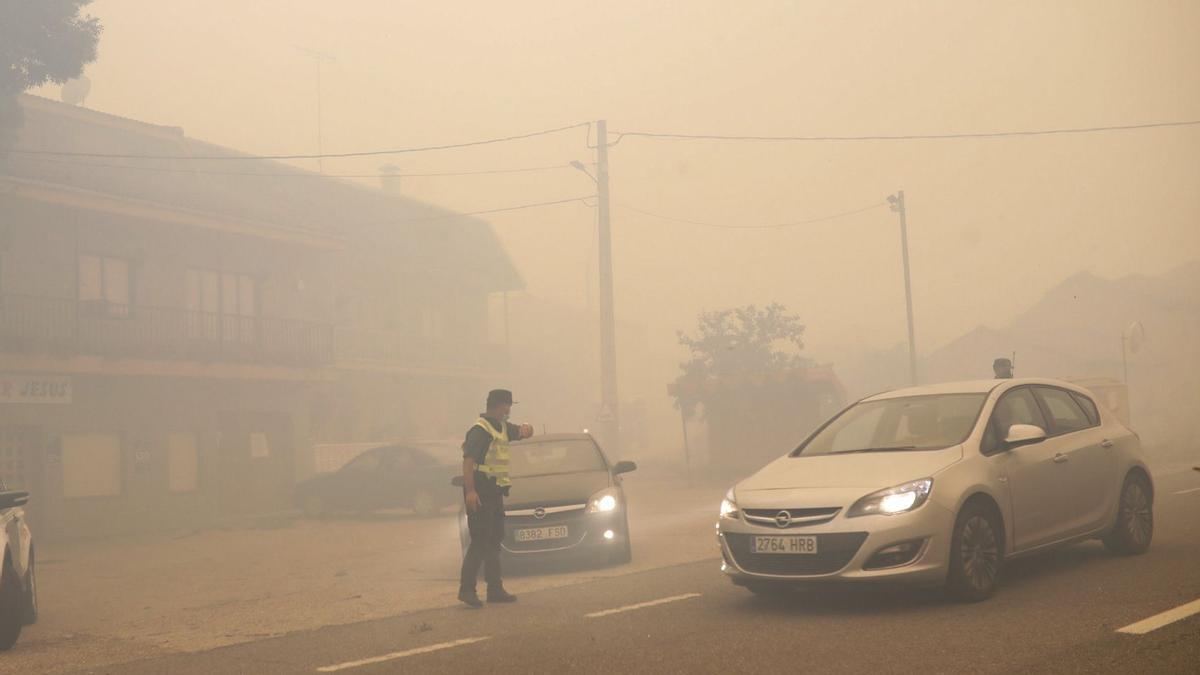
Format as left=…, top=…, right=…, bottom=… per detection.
left=293, top=45, right=337, bottom=174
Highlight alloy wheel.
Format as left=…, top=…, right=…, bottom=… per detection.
left=1120, top=481, right=1153, bottom=548
left=960, top=515, right=1000, bottom=592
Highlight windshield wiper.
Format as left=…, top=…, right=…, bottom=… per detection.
left=829, top=446, right=918, bottom=455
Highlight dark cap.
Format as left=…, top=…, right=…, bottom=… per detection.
left=487, top=389, right=515, bottom=407
left=993, top=358, right=1012, bottom=368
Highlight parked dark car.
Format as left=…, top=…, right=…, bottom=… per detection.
left=295, top=445, right=460, bottom=517
left=0, top=485, right=37, bottom=651
left=454, top=433, right=637, bottom=567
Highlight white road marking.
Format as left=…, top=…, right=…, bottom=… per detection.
left=1117, top=599, right=1200, bottom=635
left=1172, top=487, right=1200, bottom=495
left=316, top=636, right=490, bottom=672
left=585, top=592, right=702, bottom=619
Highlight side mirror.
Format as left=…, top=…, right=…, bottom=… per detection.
left=1004, top=424, right=1047, bottom=449
left=0, top=491, right=29, bottom=510
left=612, top=460, right=638, bottom=475
left=450, top=475, right=464, bottom=488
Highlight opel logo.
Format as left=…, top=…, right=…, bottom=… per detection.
left=774, top=510, right=792, bottom=528
left=533, top=507, right=547, bottom=520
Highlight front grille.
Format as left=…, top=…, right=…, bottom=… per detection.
left=743, top=507, right=841, bottom=528
left=505, top=508, right=584, bottom=526
left=724, top=532, right=868, bottom=576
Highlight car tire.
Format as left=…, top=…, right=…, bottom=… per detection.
left=412, top=490, right=437, bottom=517
left=946, top=501, right=1004, bottom=602
left=21, top=550, right=36, bottom=626
left=301, top=493, right=325, bottom=518
left=0, top=560, right=24, bottom=651
left=1103, top=473, right=1153, bottom=556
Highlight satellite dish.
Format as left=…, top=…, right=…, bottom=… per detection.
left=61, top=76, right=92, bottom=106
left=1124, top=321, right=1145, bottom=354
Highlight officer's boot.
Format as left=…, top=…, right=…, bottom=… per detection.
left=457, top=587, right=484, bottom=609
left=486, top=586, right=517, bottom=603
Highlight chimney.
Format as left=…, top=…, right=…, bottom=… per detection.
left=379, top=164, right=402, bottom=196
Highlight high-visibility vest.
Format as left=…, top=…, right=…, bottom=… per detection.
left=473, top=418, right=511, bottom=487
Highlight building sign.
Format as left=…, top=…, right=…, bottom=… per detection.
left=0, top=374, right=73, bottom=404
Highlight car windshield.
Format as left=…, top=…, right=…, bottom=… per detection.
left=795, top=393, right=988, bottom=456
left=509, top=439, right=607, bottom=478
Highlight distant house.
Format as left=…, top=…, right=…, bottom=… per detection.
left=922, top=266, right=1200, bottom=452
left=0, top=95, right=518, bottom=538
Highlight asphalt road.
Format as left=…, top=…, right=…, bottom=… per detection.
left=56, top=466, right=1200, bottom=675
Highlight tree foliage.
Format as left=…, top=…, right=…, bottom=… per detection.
left=671, top=303, right=812, bottom=418
left=1, top=0, right=101, bottom=148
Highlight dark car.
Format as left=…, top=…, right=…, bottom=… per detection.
left=296, top=445, right=459, bottom=517
left=0, top=485, right=37, bottom=651
left=454, top=433, right=637, bottom=566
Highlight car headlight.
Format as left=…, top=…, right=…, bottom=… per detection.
left=847, top=478, right=933, bottom=517
left=719, top=488, right=739, bottom=520
left=586, top=488, right=620, bottom=514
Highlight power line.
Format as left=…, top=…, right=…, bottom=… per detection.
left=611, top=119, right=1200, bottom=144
left=614, top=201, right=886, bottom=230
left=388, top=195, right=594, bottom=225
left=7, top=122, right=591, bottom=161
left=8, top=155, right=584, bottom=179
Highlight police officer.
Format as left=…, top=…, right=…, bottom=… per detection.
left=458, top=389, right=533, bottom=608
left=993, top=357, right=1014, bottom=379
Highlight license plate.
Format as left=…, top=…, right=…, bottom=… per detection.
left=753, top=535, right=818, bottom=554
left=515, top=525, right=569, bottom=542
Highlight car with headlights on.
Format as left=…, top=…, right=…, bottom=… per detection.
left=717, top=378, right=1153, bottom=601
left=454, top=433, right=637, bottom=566
left=0, top=485, right=37, bottom=651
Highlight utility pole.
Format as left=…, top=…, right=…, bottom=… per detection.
left=889, top=190, right=918, bottom=386
left=595, top=120, right=621, bottom=452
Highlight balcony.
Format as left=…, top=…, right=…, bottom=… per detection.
left=0, top=293, right=333, bottom=367
left=334, top=326, right=507, bottom=374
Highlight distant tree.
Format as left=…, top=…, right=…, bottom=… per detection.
left=0, top=0, right=101, bottom=150
left=670, top=303, right=812, bottom=419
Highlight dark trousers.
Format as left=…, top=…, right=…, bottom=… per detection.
left=459, top=491, right=505, bottom=593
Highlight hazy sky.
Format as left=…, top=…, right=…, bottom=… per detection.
left=35, top=0, right=1200, bottom=371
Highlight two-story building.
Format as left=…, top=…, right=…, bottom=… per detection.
left=0, top=94, right=518, bottom=538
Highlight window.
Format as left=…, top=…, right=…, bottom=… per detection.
left=509, top=439, right=607, bottom=478
left=79, top=255, right=131, bottom=317
left=1070, top=392, right=1101, bottom=426
left=796, top=393, right=988, bottom=456
left=982, top=388, right=1048, bottom=455
left=167, top=433, right=199, bottom=493
left=61, top=433, right=122, bottom=498
left=344, top=451, right=382, bottom=472
left=250, top=432, right=271, bottom=459
left=186, top=269, right=256, bottom=316
left=1035, top=387, right=1092, bottom=436
left=187, top=269, right=257, bottom=343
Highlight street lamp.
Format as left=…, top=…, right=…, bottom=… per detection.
left=570, top=160, right=597, bottom=183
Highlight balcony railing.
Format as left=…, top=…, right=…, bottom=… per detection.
left=0, top=293, right=333, bottom=367
left=334, top=326, right=507, bottom=372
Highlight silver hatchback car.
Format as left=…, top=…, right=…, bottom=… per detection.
left=717, top=378, right=1153, bottom=601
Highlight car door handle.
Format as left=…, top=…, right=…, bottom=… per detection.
left=1053, top=453, right=1069, bottom=464
left=1100, top=439, right=1114, bottom=448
